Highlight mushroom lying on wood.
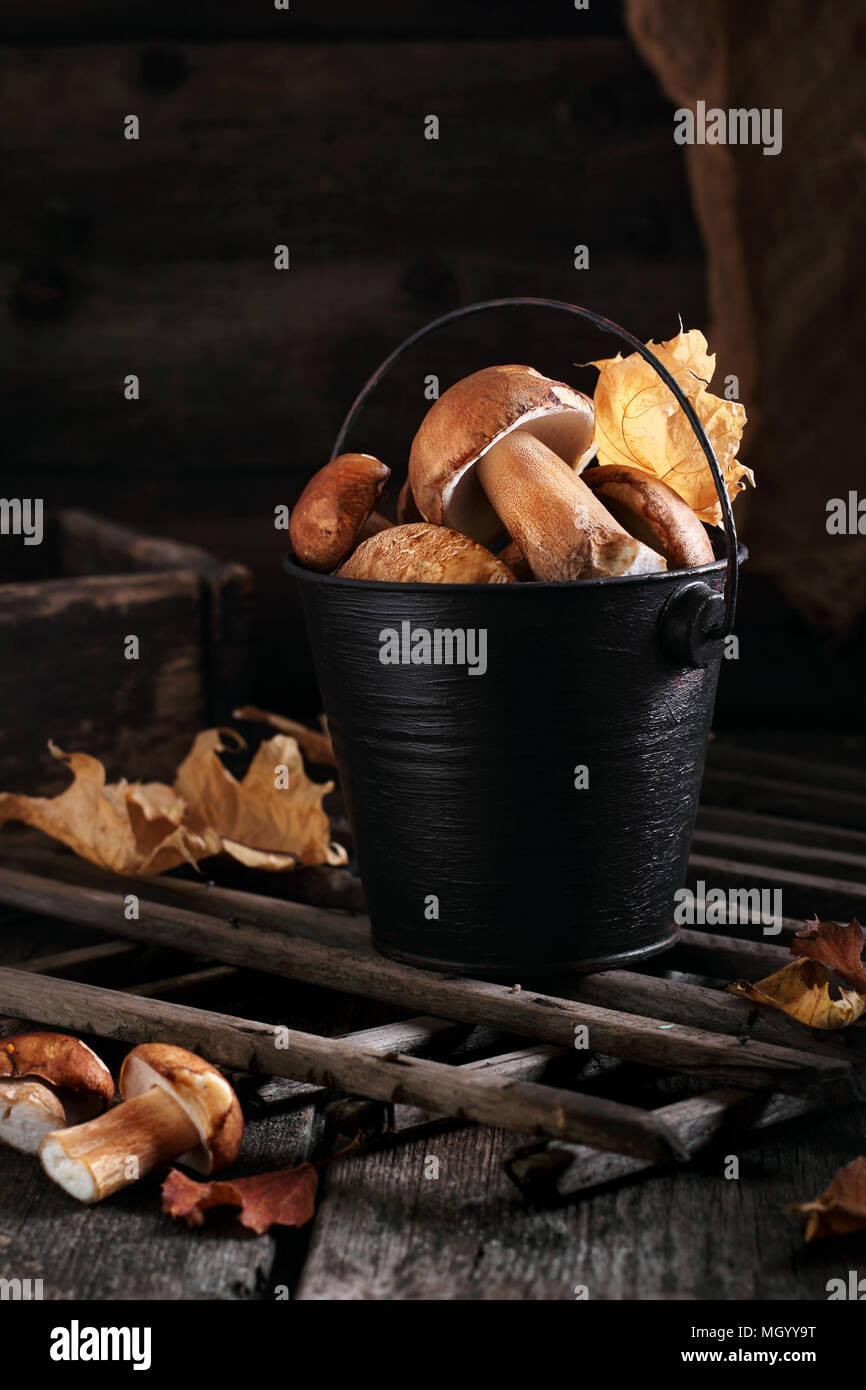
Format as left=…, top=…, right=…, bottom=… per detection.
left=336, top=522, right=514, bottom=584
left=289, top=452, right=391, bottom=572
left=408, top=365, right=665, bottom=581
left=583, top=463, right=715, bottom=569
left=0, top=1033, right=113, bottom=1154
left=40, top=1043, right=243, bottom=1204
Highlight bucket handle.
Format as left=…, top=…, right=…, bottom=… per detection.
left=332, top=297, right=739, bottom=648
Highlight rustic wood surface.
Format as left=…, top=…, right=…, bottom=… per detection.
left=0, top=866, right=849, bottom=1093
left=2, top=750, right=866, bottom=1302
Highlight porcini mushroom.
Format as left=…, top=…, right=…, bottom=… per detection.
left=409, top=364, right=596, bottom=544
left=289, top=452, right=391, bottom=572
left=39, top=1043, right=243, bottom=1204
left=336, top=522, right=514, bottom=583
left=0, top=1033, right=114, bottom=1155
left=408, top=365, right=665, bottom=581
left=583, top=463, right=715, bottom=569
left=476, top=431, right=667, bottom=581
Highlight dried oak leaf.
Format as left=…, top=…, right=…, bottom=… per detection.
left=727, top=958, right=866, bottom=1029
left=174, top=728, right=347, bottom=871
left=591, top=327, right=752, bottom=525
left=0, top=742, right=220, bottom=875
left=791, top=917, right=866, bottom=990
left=233, top=704, right=336, bottom=767
left=162, top=1163, right=318, bottom=1234
left=788, top=1158, right=866, bottom=1241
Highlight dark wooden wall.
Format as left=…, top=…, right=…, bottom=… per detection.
left=2, top=2, right=858, bottom=727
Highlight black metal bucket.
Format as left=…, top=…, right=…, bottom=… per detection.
left=286, top=299, right=744, bottom=977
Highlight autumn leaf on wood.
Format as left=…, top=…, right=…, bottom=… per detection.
left=727, top=958, right=866, bottom=1029
left=791, top=917, right=866, bottom=990
left=788, top=1158, right=866, bottom=1241
left=162, top=1163, right=318, bottom=1234
left=0, top=742, right=220, bottom=875
left=174, top=729, right=347, bottom=870
left=233, top=704, right=336, bottom=767
left=591, top=328, right=752, bottom=525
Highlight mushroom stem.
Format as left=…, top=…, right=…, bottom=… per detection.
left=356, top=510, right=392, bottom=543
left=0, top=1078, right=66, bottom=1154
left=476, top=431, right=666, bottom=581
left=40, top=1087, right=199, bottom=1204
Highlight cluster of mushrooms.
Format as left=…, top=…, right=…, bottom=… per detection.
left=290, top=364, right=714, bottom=583
left=0, top=1032, right=242, bottom=1203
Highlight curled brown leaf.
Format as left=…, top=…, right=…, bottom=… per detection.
left=162, top=1164, right=318, bottom=1234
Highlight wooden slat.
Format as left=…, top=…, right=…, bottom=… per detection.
left=506, top=1078, right=857, bottom=1200
left=0, top=967, right=685, bottom=1162
left=696, top=804, right=866, bottom=854
left=0, top=866, right=849, bottom=1091
left=689, top=851, right=866, bottom=907
left=692, top=827, right=866, bottom=875
left=700, top=769, right=866, bottom=830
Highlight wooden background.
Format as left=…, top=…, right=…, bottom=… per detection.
left=1, top=0, right=863, bottom=727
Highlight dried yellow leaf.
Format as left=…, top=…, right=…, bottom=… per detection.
left=788, top=1158, right=866, bottom=1242
left=174, top=729, right=347, bottom=871
left=0, top=742, right=219, bottom=875
left=727, top=958, right=866, bottom=1029
left=591, top=328, right=752, bottom=525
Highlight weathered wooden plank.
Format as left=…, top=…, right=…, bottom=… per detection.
left=295, top=1105, right=866, bottom=1299
left=0, top=967, right=686, bottom=1160
left=0, top=42, right=692, bottom=262
left=696, top=804, right=866, bottom=855
left=0, top=868, right=849, bottom=1091
left=700, top=769, right=866, bottom=831
left=1, top=36, right=705, bottom=481
left=0, top=570, right=208, bottom=790
left=688, top=851, right=866, bottom=919
left=0, top=1, right=622, bottom=42
left=505, top=1078, right=858, bottom=1200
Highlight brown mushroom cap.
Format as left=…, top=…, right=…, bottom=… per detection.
left=408, top=365, right=595, bottom=544
left=119, top=1043, right=243, bottom=1175
left=336, top=522, right=515, bottom=584
left=0, top=1033, right=114, bottom=1118
left=289, top=453, right=390, bottom=572
left=583, top=464, right=715, bottom=569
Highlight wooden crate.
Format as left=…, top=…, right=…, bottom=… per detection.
left=0, top=508, right=253, bottom=792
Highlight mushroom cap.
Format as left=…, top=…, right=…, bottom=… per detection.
left=0, top=1078, right=67, bottom=1154
left=335, top=522, right=514, bottom=584
left=583, top=463, right=715, bottom=569
left=0, top=1033, right=114, bottom=1118
left=289, top=453, right=390, bottom=572
left=408, top=365, right=595, bottom=544
left=119, top=1043, right=243, bottom=1175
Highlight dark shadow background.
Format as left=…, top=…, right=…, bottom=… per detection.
left=1, top=0, right=863, bottom=747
